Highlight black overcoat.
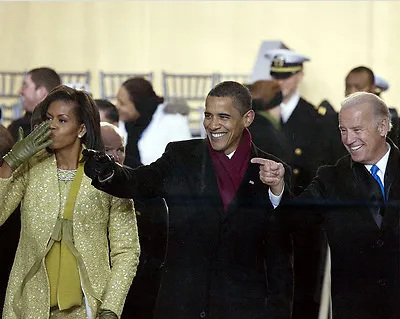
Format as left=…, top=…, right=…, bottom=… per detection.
left=290, top=140, right=400, bottom=319
left=93, top=139, right=293, bottom=319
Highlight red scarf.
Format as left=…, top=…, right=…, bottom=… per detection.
left=208, top=128, right=252, bottom=212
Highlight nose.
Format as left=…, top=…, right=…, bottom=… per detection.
left=207, top=117, right=221, bottom=130
left=342, top=131, right=355, bottom=145
left=48, top=118, right=57, bottom=129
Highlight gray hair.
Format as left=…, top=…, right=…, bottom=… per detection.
left=341, top=91, right=392, bottom=131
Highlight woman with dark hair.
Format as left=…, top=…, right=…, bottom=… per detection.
left=0, top=86, right=140, bottom=318
left=116, top=77, right=191, bottom=167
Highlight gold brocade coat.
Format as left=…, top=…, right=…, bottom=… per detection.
left=0, top=151, right=140, bottom=319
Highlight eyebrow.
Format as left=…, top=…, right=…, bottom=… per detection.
left=46, top=112, right=71, bottom=118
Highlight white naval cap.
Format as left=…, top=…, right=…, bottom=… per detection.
left=265, top=49, right=310, bottom=79
left=374, top=75, right=389, bottom=94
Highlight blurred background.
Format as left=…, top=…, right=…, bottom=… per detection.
left=1, top=1, right=399, bottom=115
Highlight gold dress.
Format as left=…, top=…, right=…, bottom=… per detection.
left=0, top=151, right=140, bottom=319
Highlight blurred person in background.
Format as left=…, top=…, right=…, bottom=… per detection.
left=95, top=99, right=120, bottom=127
left=115, top=77, right=191, bottom=167
left=267, top=49, right=344, bottom=318
left=248, top=80, right=293, bottom=165
left=8, top=67, right=61, bottom=142
left=100, top=121, right=168, bottom=319
left=345, top=67, right=400, bottom=146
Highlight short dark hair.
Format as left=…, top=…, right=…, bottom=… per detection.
left=28, top=67, right=61, bottom=93
left=37, top=85, right=104, bottom=151
left=207, top=81, right=252, bottom=115
left=94, top=99, right=119, bottom=123
left=347, top=66, right=375, bottom=87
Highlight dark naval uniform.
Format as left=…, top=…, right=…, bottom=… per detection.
left=281, top=97, right=343, bottom=195
left=266, top=48, right=344, bottom=319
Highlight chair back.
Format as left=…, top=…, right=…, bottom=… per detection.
left=0, top=71, right=25, bottom=125
left=215, top=73, right=250, bottom=85
left=100, top=71, right=154, bottom=100
left=162, top=71, right=220, bottom=137
left=60, top=71, right=91, bottom=92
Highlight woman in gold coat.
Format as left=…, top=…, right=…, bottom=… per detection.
left=0, top=86, right=140, bottom=319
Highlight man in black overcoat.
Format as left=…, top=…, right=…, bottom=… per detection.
left=283, top=92, right=400, bottom=319
left=83, top=81, right=294, bottom=319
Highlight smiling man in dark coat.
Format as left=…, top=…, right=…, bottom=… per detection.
left=282, top=91, right=400, bottom=319
left=83, top=81, right=293, bottom=319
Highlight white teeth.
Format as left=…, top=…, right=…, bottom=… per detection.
left=211, top=133, right=225, bottom=138
left=351, top=145, right=362, bottom=151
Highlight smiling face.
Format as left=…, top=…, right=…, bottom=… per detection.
left=46, top=100, right=86, bottom=152
left=203, top=96, right=254, bottom=155
left=339, top=103, right=388, bottom=164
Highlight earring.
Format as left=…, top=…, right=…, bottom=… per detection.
left=78, top=134, right=82, bottom=139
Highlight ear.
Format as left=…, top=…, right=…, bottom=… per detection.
left=243, top=109, right=255, bottom=128
left=36, top=87, right=48, bottom=100
left=78, top=124, right=87, bottom=138
left=377, top=119, right=388, bottom=137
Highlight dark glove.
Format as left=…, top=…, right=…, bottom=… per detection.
left=98, top=309, right=118, bottom=319
left=82, top=149, right=115, bottom=182
left=4, top=121, right=52, bottom=170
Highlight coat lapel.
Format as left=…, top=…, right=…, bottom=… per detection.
left=351, top=160, right=384, bottom=228
left=223, top=144, right=270, bottom=221
left=188, top=140, right=224, bottom=216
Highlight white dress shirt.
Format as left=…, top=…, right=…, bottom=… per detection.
left=280, top=91, right=300, bottom=123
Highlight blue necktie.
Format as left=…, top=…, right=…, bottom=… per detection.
left=370, top=164, right=385, bottom=202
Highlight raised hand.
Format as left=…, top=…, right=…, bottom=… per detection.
left=251, top=157, right=285, bottom=195
left=4, top=121, right=52, bottom=170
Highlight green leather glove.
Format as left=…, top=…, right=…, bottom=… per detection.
left=98, top=309, right=118, bottom=319
left=3, top=121, right=52, bottom=170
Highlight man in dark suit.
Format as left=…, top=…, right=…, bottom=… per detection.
left=83, top=81, right=293, bottom=319
left=265, top=49, right=345, bottom=318
left=266, top=48, right=344, bottom=195
left=285, top=91, right=400, bottom=319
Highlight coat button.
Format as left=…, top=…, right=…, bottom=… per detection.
left=293, top=168, right=300, bottom=175
left=377, top=279, right=387, bottom=287
left=295, top=148, right=302, bottom=156
left=376, top=239, right=384, bottom=247
left=200, top=311, right=206, bottom=318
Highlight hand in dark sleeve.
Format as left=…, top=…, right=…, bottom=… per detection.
left=82, top=149, right=115, bottom=182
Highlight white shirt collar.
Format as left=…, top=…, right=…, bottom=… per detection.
left=226, top=150, right=235, bottom=159
left=364, top=143, right=391, bottom=184
left=280, top=91, right=300, bottom=123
